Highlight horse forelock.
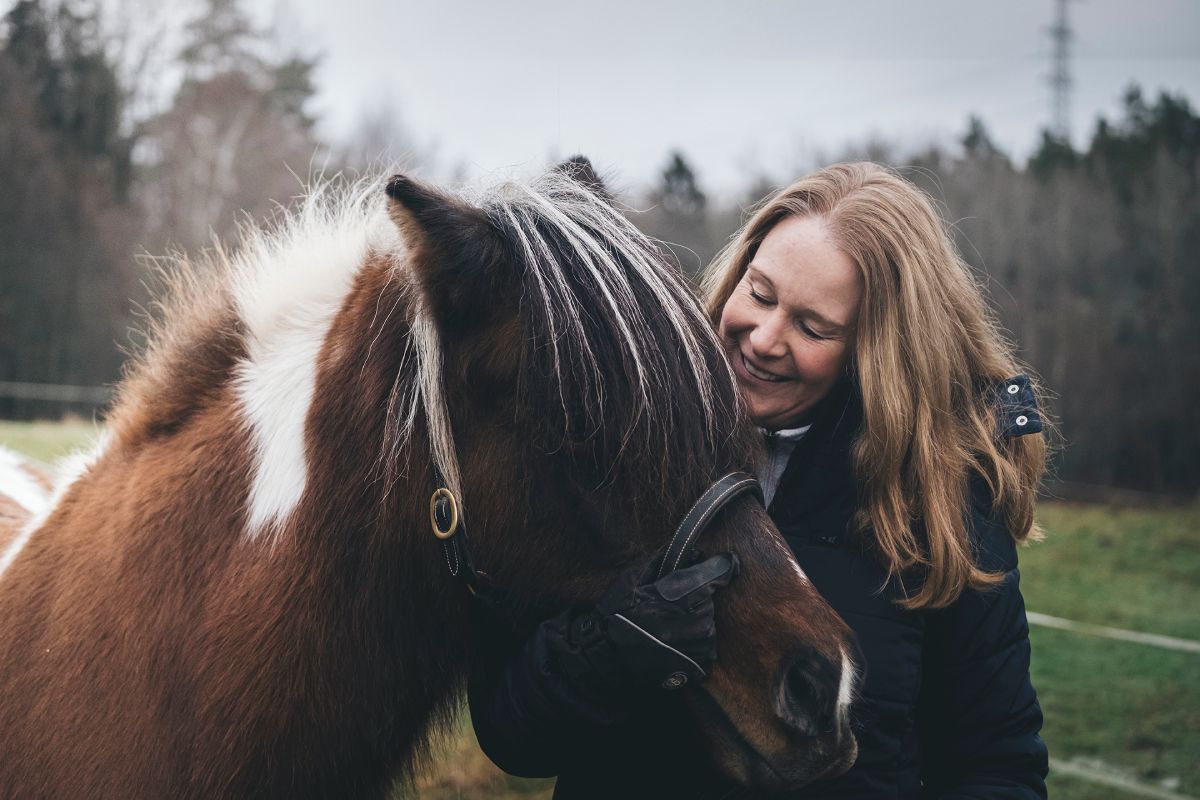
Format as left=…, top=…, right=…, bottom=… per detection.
left=479, top=172, right=749, bottom=500
left=382, top=171, right=751, bottom=524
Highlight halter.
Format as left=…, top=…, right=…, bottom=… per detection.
left=430, top=471, right=764, bottom=614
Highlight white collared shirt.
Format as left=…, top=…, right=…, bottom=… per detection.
left=760, top=424, right=811, bottom=507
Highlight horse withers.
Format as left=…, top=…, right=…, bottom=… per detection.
left=0, top=158, right=858, bottom=797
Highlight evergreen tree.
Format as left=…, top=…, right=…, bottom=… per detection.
left=0, top=0, right=138, bottom=414
left=658, top=150, right=707, bottom=216
left=1028, top=130, right=1078, bottom=178
left=640, top=150, right=714, bottom=278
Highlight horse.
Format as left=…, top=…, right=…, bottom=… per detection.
left=0, top=158, right=858, bottom=798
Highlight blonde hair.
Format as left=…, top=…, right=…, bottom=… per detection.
left=703, top=162, right=1047, bottom=610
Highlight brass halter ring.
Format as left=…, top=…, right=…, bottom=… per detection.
left=430, top=487, right=460, bottom=540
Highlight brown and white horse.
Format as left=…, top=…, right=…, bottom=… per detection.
left=0, top=159, right=857, bottom=798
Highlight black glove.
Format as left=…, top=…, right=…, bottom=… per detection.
left=542, top=551, right=739, bottom=694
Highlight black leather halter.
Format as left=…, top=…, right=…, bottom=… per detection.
left=429, top=481, right=497, bottom=602
left=430, top=471, right=764, bottom=610
left=654, top=472, right=763, bottom=580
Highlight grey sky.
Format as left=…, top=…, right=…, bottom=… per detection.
left=231, top=0, right=1200, bottom=193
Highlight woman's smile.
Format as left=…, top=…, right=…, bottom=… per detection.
left=738, top=351, right=791, bottom=383
left=719, top=214, right=862, bottom=430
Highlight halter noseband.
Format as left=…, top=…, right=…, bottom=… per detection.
left=429, top=471, right=764, bottom=614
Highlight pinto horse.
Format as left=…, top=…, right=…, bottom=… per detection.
left=0, top=159, right=858, bottom=798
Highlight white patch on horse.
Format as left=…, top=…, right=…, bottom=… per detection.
left=771, top=533, right=809, bottom=583
left=836, top=647, right=855, bottom=726
left=0, top=447, right=48, bottom=516
left=0, top=432, right=109, bottom=579
left=232, top=181, right=397, bottom=538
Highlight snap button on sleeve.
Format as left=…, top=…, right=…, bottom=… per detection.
left=994, top=374, right=1043, bottom=437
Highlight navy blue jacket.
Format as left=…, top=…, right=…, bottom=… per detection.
left=468, top=388, right=1048, bottom=799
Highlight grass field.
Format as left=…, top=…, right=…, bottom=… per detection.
left=3, top=420, right=1197, bottom=799
left=0, top=418, right=103, bottom=465
left=1024, top=503, right=1200, bottom=800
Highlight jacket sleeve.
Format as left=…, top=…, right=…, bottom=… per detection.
left=467, top=616, right=632, bottom=778
left=917, top=497, right=1049, bottom=799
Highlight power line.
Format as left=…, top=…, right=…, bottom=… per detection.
left=1046, top=0, right=1076, bottom=141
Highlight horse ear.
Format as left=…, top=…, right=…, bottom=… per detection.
left=385, top=174, right=511, bottom=321
left=555, top=155, right=614, bottom=204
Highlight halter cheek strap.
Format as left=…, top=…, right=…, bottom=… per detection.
left=655, top=472, right=763, bottom=580
left=430, top=477, right=506, bottom=610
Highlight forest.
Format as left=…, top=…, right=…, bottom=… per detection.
left=1, top=0, right=1197, bottom=495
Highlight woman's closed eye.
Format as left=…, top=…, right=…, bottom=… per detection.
left=797, top=321, right=828, bottom=340
left=749, top=286, right=774, bottom=306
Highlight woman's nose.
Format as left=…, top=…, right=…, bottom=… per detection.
left=748, top=314, right=788, bottom=359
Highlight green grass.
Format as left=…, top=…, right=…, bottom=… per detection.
left=5, top=420, right=1197, bottom=798
left=0, top=418, right=103, bottom=464
left=1025, top=503, right=1200, bottom=640
left=1024, top=503, right=1200, bottom=798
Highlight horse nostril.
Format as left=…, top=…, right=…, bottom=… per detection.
left=776, top=649, right=839, bottom=737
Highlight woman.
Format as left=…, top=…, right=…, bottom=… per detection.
left=469, top=162, right=1049, bottom=798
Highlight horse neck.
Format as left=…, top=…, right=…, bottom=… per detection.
left=27, top=254, right=475, bottom=795
left=231, top=255, right=479, bottom=780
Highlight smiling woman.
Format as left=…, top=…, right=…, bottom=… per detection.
left=719, top=214, right=863, bottom=430
left=697, top=161, right=1051, bottom=798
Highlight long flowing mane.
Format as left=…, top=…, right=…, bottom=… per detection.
left=109, top=170, right=750, bottom=540
left=398, top=170, right=753, bottom=517
left=107, top=179, right=399, bottom=538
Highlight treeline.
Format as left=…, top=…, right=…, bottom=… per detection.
left=1, top=0, right=1197, bottom=494
left=639, top=91, right=1200, bottom=496
left=0, top=0, right=407, bottom=412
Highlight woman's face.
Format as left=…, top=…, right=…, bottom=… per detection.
left=719, top=215, right=862, bottom=430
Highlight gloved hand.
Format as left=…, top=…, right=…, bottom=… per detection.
left=541, top=551, right=739, bottom=694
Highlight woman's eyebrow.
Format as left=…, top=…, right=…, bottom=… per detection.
left=746, top=264, right=773, bottom=288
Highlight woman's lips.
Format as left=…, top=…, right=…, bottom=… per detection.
left=740, top=352, right=790, bottom=384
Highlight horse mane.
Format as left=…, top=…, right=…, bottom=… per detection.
left=107, top=180, right=386, bottom=451
left=383, top=168, right=755, bottom=522
left=480, top=170, right=753, bottom=508
left=109, top=179, right=408, bottom=536
left=108, top=169, right=751, bottom=540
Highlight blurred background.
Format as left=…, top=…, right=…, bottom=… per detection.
left=0, top=0, right=1196, bottom=798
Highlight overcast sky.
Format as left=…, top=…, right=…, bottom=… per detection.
left=220, top=0, right=1200, bottom=194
